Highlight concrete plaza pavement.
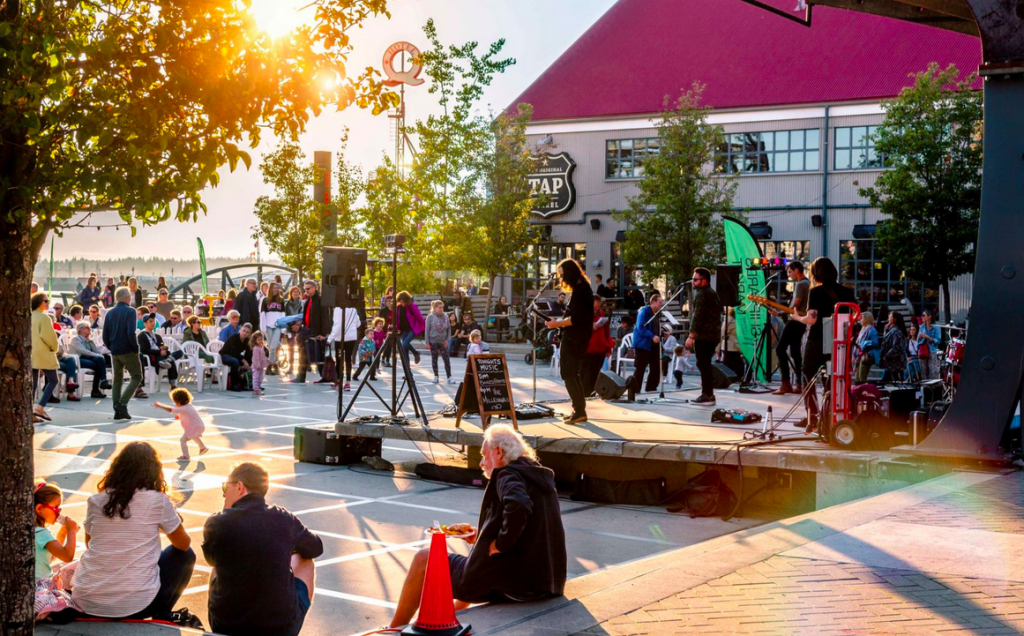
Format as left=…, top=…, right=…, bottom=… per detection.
left=33, top=355, right=778, bottom=635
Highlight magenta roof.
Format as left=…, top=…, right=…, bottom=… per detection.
left=512, top=0, right=983, bottom=121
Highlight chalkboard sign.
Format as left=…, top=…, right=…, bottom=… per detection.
left=455, top=353, right=518, bottom=430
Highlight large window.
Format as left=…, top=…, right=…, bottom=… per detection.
left=834, top=125, right=886, bottom=170
left=759, top=240, right=811, bottom=262
left=839, top=239, right=939, bottom=318
left=758, top=241, right=812, bottom=306
left=715, top=129, right=821, bottom=174
left=513, top=242, right=587, bottom=304
left=606, top=138, right=660, bottom=179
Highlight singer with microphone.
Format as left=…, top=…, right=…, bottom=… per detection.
left=686, top=267, right=722, bottom=406
left=545, top=259, right=593, bottom=425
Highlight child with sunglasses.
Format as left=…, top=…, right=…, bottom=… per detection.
left=34, top=480, right=78, bottom=581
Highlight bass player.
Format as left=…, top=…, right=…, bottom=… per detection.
left=771, top=261, right=810, bottom=395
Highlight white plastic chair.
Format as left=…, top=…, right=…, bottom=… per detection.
left=549, top=344, right=560, bottom=376
left=181, top=341, right=226, bottom=392
left=616, top=333, right=636, bottom=376
left=208, top=340, right=224, bottom=354
left=165, top=338, right=193, bottom=385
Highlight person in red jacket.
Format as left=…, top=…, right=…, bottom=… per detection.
left=583, top=295, right=615, bottom=396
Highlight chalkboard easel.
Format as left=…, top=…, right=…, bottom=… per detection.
left=455, top=353, right=518, bottom=430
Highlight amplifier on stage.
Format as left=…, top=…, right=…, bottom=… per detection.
left=294, top=424, right=382, bottom=465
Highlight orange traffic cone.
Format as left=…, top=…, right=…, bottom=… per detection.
left=402, top=531, right=471, bottom=636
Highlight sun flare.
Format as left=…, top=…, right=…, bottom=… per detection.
left=247, top=0, right=306, bottom=39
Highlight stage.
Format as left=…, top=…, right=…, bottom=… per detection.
left=333, top=366, right=959, bottom=513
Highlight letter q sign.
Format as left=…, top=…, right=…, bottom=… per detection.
left=382, top=42, right=425, bottom=87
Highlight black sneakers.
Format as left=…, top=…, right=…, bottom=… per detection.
left=689, top=395, right=716, bottom=406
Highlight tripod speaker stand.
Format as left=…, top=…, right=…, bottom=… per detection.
left=338, top=235, right=428, bottom=427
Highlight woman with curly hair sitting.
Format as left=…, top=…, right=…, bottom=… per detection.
left=62, top=442, right=196, bottom=621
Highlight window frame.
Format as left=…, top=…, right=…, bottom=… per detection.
left=605, top=137, right=660, bottom=180
left=833, top=125, right=887, bottom=171
left=714, top=129, right=821, bottom=175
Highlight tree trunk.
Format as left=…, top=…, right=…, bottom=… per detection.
left=0, top=214, right=37, bottom=636
left=485, top=274, right=496, bottom=341
left=942, top=280, right=952, bottom=324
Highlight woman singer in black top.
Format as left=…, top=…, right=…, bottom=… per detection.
left=546, top=258, right=594, bottom=425
left=791, top=257, right=857, bottom=433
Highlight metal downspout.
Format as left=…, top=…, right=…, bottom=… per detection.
left=822, top=105, right=830, bottom=257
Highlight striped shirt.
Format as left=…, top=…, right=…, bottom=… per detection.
left=72, top=490, right=181, bottom=617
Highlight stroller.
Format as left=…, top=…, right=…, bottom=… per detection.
left=522, top=320, right=558, bottom=365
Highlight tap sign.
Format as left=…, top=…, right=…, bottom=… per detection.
left=528, top=152, right=577, bottom=218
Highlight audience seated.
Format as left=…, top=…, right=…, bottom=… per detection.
left=63, top=442, right=196, bottom=621
left=389, top=424, right=567, bottom=628
left=448, top=313, right=481, bottom=357
left=162, top=309, right=185, bottom=335
left=203, top=462, right=322, bottom=636
left=220, top=322, right=253, bottom=391
left=70, top=322, right=111, bottom=398
left=138, top=313, right=182, bottom=390
left=219, top=310, right=241, bottom=342
left=52, top=302, right=75, bottom=330
left=183, top=315, right=215, bottom=363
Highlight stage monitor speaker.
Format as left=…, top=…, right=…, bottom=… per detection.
left=294, top=423, right=382, bottom=465
left=712, top=362, right=737, bottom=389
left=322, top=247, right=367, bottom=307
left=595, top=370, right=629, bottom=400
left=716, top=265, right=741, bottom=307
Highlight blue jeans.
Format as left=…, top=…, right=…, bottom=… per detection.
left=400, top=331, right=419, bottom=361
left=79, top=355, right=108, bottom=389
left=34, top=369, right=58, bottom=407
left=59, top=357, right=78, bottom=383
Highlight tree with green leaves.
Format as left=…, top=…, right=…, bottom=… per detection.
left=613, top=84, right=737, bottom=288
left=358, top=156, right=438, bottom=294
left=465, top=104, right=539, bottom=332
left=0, top=1, right=398, bottom=630
left=860, top=63, right=982, bottom=322
left=251, top=143, right=330, bottom=280
left=407, top=18, right=516, bottom=271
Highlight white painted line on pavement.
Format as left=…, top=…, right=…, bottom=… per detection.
left=314, top=588, right=398, bottom=609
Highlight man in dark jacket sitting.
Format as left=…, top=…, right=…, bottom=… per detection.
left=220, top=323, right=253, bottom=391
left=389, top=424, right=567, bottom=628
left=203, top=462, right=323, bottom=636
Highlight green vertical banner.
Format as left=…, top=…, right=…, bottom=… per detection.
left=48, top=235, right=54, bottom=296
left=723, top=216, right=768, bottom=381
left=197, top=238, right=209, bottom=295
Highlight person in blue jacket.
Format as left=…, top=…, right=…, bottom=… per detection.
left=102, top=286, right=143, bottom=420
left=628, top=291, right=664, bottom=401
left=853, top=312, right=880, bottom=383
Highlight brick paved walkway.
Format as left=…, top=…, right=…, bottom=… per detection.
left=577, top=471, right=1024, bottom=636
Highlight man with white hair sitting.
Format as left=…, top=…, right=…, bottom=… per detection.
left=388, top=424, right=567, bottom=628
left=70, top=321, right=112, bottom=398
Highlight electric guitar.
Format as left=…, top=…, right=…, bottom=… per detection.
left=746, top=294, right=803, bottom=316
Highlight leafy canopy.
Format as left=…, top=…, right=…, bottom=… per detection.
left=613, top=84, right=737, bottom=287
left=0, top=0, right=399, bottom=256
left=861, top=63, right=982, bottom=316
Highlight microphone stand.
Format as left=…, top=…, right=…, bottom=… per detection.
left=640, top=281, right=691, bottom=402
left=524, top=275, right=557, bottom=407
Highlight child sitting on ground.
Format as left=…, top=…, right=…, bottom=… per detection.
left=34, top=480, right=78, bottom=582
left=352, top=328, right=378, bottom=382
left=154, top=387, right=208, bottom=461
left=249, top=330, right=271, bottom=395
left=467, top=329, right=484, bottom=356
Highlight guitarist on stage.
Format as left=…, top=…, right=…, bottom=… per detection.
left=545, top=258, right=594, bottom=425
left=771, top=261, right=810, bottom=396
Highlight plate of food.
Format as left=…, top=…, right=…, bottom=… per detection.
left=425, top=523, right=474, bottom=539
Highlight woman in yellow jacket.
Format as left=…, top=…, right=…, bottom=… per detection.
left=31, top=292, right=60, bottom=423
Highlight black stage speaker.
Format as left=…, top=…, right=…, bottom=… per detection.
left=294, top=423, right=382, bottom=465
left=712, top=362, right=737, bottom=389
left=595, top=369, right=629, bottom=400
left=716, top=265, right=741, bottom=307
left=322, top=247, right=367, bottom=308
